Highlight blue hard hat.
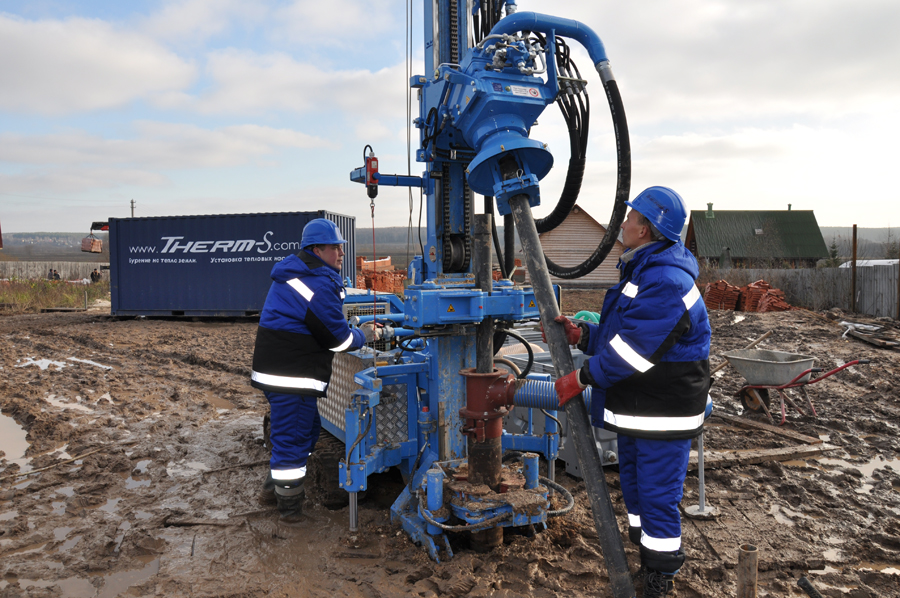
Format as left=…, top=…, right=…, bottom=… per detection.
left=301, top=218, right=347, bottom=249
left=626, top=186, right=688, bottom=242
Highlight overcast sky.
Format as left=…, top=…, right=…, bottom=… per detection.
left=1, top=0, right=898, bottom=233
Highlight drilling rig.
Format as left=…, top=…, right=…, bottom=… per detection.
left=327, top=1, right=634, bottom=595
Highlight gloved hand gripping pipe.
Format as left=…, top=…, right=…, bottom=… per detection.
left=509, top=191, right=635, bottom=598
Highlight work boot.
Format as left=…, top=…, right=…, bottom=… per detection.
left=642, top=568, right=676, bottom=597
left=258, top=472, right=277, bottom=506
left=275, top=478, right=305, bottom=523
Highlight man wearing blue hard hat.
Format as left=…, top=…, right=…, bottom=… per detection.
left=250, top=218, right=380, bottom=522
left=552, top=187, right=711, bottom=597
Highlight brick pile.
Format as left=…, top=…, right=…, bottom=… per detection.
left=736, top=280, right=794, bottom=312
left=355, top=269, right=407, bottom=295
left=737, top=280, right=774, bottom=312
left=357, top=256, right=393, bottom=273
left=704, top=280, right=741, bottom=310
left=757, top=288, right=793, bottom=312
left=700, top=279, right=793, bottom=312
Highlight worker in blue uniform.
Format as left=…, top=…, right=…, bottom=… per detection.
left=552, top=186, right=711, bottom=597
left=250, top=218, right=380, bottom=522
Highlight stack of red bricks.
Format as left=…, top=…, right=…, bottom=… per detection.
left=737, top=280, right=793, bottom=312
left=703, top=280, right=741, bottom=310
left=737, top=280, right=773, bottom=312
left=757, top=288, right=793, bottom=312
left=355, top=270, right=407, bottom=295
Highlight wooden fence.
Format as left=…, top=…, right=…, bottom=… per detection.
left=0, top=261, right=108, bottom=282
left=706, top=266, right=899, bottom=318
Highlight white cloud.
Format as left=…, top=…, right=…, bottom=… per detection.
left=155, top=49, right=409, bottom=123
left=141, top=0, right=265, bottom=43
left=0, top=15, right=194, bottom=115
left=551, top=0, right=900, bottom=124
left=0, top=123, right=335, bottom=169
left=269, top=0, right=400, bottom=47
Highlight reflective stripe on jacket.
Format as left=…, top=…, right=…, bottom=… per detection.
left=250, top=250, right=365, bottom=396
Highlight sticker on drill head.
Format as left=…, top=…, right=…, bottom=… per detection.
left=511, top=85, right=540, bottom=98
left=447, top=305, right=455, bottom=313
left=492, top=82, right=503, bottom=92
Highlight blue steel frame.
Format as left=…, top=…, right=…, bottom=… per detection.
left=341, top=0, right=616, bottom=560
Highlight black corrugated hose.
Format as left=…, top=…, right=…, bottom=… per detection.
left=543, top=73, right=630, bottom=279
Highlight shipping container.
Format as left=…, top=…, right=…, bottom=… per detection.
left=109, top=211, right=355, bottom=316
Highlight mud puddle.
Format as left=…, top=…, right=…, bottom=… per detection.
left=0, top=410, right=30, bottom=474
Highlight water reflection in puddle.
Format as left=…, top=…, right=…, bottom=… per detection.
left=53, top=526, right=73, bottom=541
left=0, top=510, right=18, bottom=521
left=100, top=498, right=122, bottom=513
left=44, top=394, right=94, bottom=414
left=817, top=455, right=899, bottom=478
left=0, top=576, right=95, bottom=598
left=60, top=535, right=82, bottom=551
left=203, top=392, right=235, bottom=413
left=96, top=557, right=160, bottom=598
left=0, top=409, right=31, bottom=474
left=52, top=501, right=66, bottom=516
left=125, top=476, right=151, bottom=489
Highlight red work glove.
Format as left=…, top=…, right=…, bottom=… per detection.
left=541, top=315, right=584, bottom=346
left=555, top=369, right=587, bottom=407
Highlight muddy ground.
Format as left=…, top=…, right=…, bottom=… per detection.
left=1, top=292, right=899, bottom=597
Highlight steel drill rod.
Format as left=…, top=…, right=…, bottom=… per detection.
left=509, top=195, right=635, bottom=598
left=470, top=215, right=503, bottom=550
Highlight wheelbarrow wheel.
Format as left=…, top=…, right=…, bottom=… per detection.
left=738, top=387, right=770, bottom=413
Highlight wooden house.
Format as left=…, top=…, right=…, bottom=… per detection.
left=526, top=204, right=626, bottom=287
left=685, top=204, right=828, bottom=268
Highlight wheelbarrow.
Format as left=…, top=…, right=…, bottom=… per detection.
left=722, top=349, right=870, bottom=425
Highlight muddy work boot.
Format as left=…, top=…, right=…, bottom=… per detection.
left=642, top=568, right=676, bottom=597
left=275, top=478, right=305, bottom=523
left=640, top=546, right=683, bottom=598
left=258, top=472, right=277, bottom=507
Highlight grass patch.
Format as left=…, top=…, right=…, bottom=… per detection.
left=0, top=279, right=110, bottom=313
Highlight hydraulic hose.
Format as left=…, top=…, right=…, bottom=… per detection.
left=543, top=68, right=629, bottom=279
left=500, top=328, right=534, bottom=378
left=488, top=13, right=631, bottom=280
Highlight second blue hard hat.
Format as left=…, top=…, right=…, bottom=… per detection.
left=301, top=218, right=347, bottom=248
left=626, top=186, right=687, bottom=242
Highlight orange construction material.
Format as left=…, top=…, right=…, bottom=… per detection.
left=81, top=236, right=103, bottom=253
left=704, top=280, right=741, bottom=310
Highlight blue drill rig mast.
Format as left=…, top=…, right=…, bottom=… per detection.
left=341, top=1, right=634, bottom=595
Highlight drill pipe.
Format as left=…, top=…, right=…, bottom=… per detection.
left=510, top=194, right=635, bottom=598
left=469, top=214, right=503, bottom=550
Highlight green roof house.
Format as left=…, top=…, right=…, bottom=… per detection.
left=685, top=204, right=828, bottom=268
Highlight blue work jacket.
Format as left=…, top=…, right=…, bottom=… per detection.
left=250, top=250, right=365, bottom=396
left=580, top=240, right=711, bottom=439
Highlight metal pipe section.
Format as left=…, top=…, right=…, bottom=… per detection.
left=350, top=313, right=406, bottom=325
left=468, top=215, right=504, bottom=550
left=737, top=544, right=759, bottom=598
left=488, top=11, right=608, bottom=66
left=698, top=432, right=708, bottom=512
left=349, top=492, right=358, bottom=532
left=523, top=453, right=539, bottom=490
left=509, top=194, right=635, bottom=598
left=426, top=469, right=444, bottom=536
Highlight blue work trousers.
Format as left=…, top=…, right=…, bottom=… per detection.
left=266, top=391, right=321, bottom=478
left=617, top=435, right=691, bottom=553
